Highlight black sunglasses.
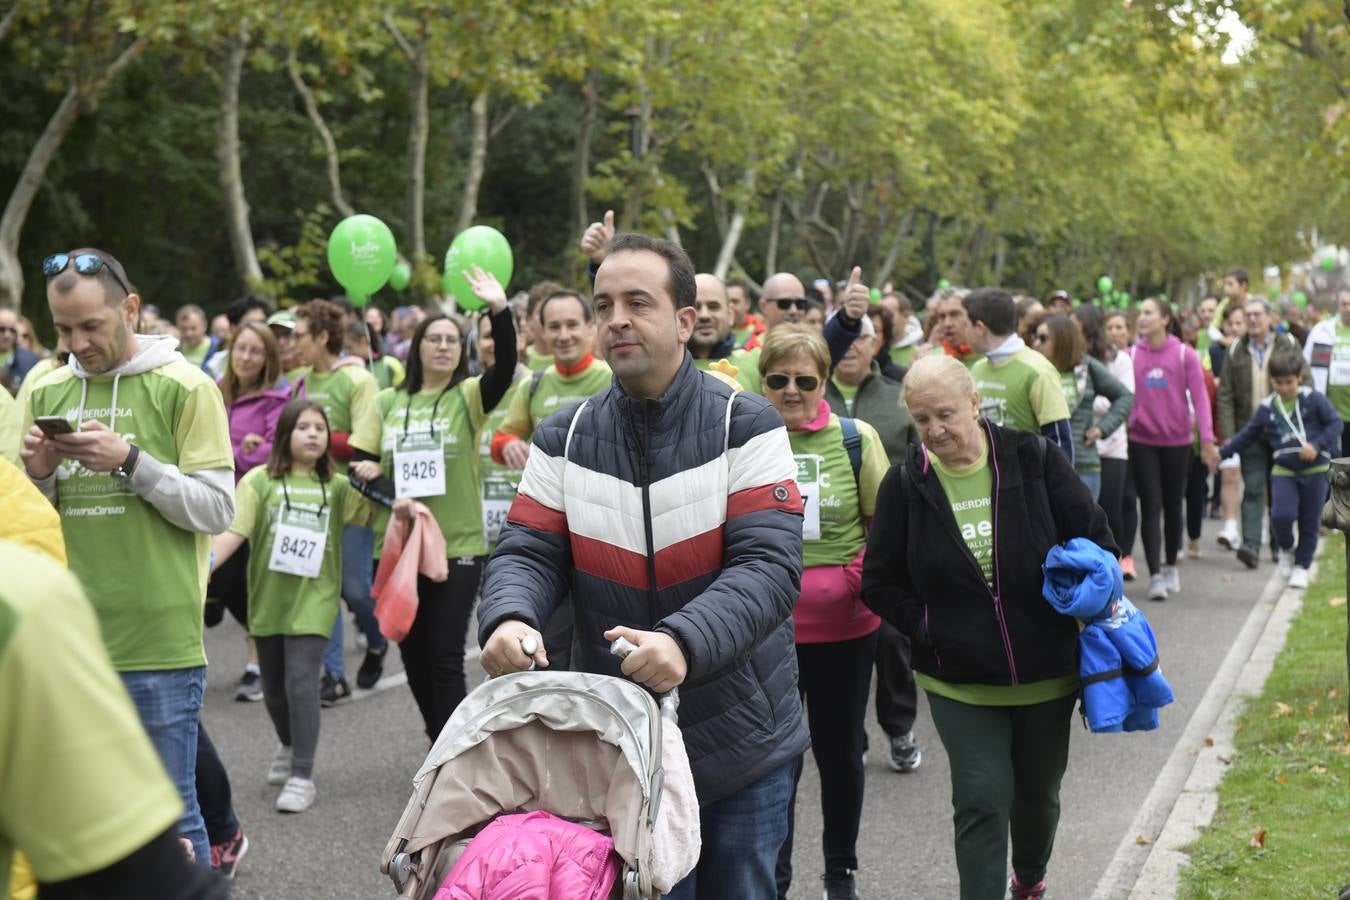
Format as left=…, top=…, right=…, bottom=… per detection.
left=773, top=298, right=810, bottom=311
left=764, top=373, right=821, bottom=392
left=43, top=253, right=132, bottom=297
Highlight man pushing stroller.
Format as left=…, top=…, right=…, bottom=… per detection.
left=479, top=233, right=809, bottom=900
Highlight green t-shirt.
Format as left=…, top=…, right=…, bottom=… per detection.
left=789, top=414, right=889, bottom=568
left=931, top=442, right=994, bottom=583
left=285, top=365, right=312, bottom=384
left=479, top=369, right=530, bottom=549
left=294, top=364, right=382, bottom=456
left=830, top=377, right=860, bottom=416
left=0, top=387, right=17, bottom=467
left=0, top=543, right=182, bottom=893
left=25, top=359, right=234, bottom=671
left=1326, top=323, right=1350, bottom=420
left=369, top=356, right=406, bottom=392
left=733, top=325, right=755, bottom=348
left=916, top=672, right=1080, bottom=706
left=890, top=344, right=915, bottom=369
left=1059, top=370, right=1079, bottom=412
left=525, top=346, right=554, bottom=372
left=179, top=339, right=211, bottom=368
left=373, top=378, right=490, bottom=558
left=972, top=346, right=1071, bottom=432
left=15, top=356, right=59, bottom=417
left=230, top=467, right=369, bottom=637
left=498, top=359, right=613, bottom=442
left=693, top=349, right=762, bottom=392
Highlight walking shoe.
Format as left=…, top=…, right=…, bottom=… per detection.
left=1289, top=566, right=1309, bottom=589
left=356, top=644, right=387, bottom=690
left=1216, top=524, right=1240, bottom=550
left=1187, top=539, right=1202, bottom=559
left=1162, top=565, right=1181, bottom=594
left=235, top=669, right=263, bottom=702
left=320, top=673, right=351, bottom=707
left=822, top=870, right=859, bottom=900
left=1120, top=555, right=1137, bottom=582
left=887, top=732, right=921, bottom=772
left=1235, top=544, right=1260, bottom=569
left=1277, top=551, right=1293, bottom=579
left=1147, top=573, right=1168, bottom=602
left=1009, top=874, right=1047, bottom=900
left=267, top=743, right=292, bottom=786
left=275, top=776, right=316, bottom=813
left=209, top=828, right=248, bottom=880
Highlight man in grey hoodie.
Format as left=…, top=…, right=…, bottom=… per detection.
left=20, top=248, right=235, bottom=866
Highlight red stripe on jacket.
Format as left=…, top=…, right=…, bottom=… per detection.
left=507, top=493, right=567, bottom=533
left=573, top=527, right=727, bottom=591
left=727, top=481, right=803, bottom=520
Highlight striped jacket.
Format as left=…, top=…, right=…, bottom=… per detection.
left=479, top=356, right=810, bottom=803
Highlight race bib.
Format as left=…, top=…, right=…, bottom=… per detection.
left=481, top=474, right=517, bottom=545
left=268, top=506, right=330, bottom=578
left=1330, top=344, right=1350, bottom=386
left=395, top=431, right=446, bottom=498
left=796, top=454, right=822, bottom=541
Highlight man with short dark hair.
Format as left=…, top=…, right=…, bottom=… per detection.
left=21, top=247, right=236, bottom=865
left=174, top=305, right=217, bottom=370
left=965, top=287, right=1074, bottom=462
left=690, top=273, right=762, bottom=391
left=480, top=233, right=808, bottom=900
left=930, top=290, right=982, bottom=368
left=726, top=278, right=764, bottom=348
left=523, top=281, right=565, bottom=372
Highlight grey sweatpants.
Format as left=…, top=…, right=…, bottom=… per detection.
left=255, top=634, right=327, bottom=778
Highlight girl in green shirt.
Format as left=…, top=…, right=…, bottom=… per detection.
left=211, top=400, right=373, bottom=815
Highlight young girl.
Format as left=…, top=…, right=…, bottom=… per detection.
left=1217, top=352, right=1342, bottom=589
left=211, top=400, right=383, bottom=813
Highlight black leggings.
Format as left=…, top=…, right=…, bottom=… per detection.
left=1186, top=455, right=1210, bottom=541
left=400, top=557, right=482, bottom=742
left=1130, top=442, right=1193, bottom=575
left=204, top=542, right=249, bottom=628
left=1099, top=459, right=1129, bottom=556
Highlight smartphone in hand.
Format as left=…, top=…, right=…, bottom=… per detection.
left=35, top=416, right=75, bottom=437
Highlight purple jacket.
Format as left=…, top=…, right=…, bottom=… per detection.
left=224, top=385, right=290, bottom=482
left=1128, top=336, right=1214, bottom=447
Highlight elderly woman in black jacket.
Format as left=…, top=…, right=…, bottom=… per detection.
left=861, top=354, right=1117, bottom=900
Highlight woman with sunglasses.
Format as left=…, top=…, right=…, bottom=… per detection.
left=348, top=265, right=516, bottom=742
left=760, top=325, right=888, bottom=900
left=1030, top=315, right=1132, bottom=502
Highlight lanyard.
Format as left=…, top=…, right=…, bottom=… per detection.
left=402, top=385, right=453, bottom=438
left=280, top=473, right=329, bottom=514
left=1273, top=396, right=1307, bottom=446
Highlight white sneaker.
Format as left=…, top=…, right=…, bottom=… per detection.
left=1289, top=566, right=1309, bottom=589
left=1277, top=551, right=1294, bottom=579
left=266, top=744, right=292, bottom=786
left=1216, top=524, right=1240, bottom=550
left=1162, top=565, right=1181, bottom=593
left=275, top=776, right=316, bottom=813
left=1148, top=573, right=1168, bottom=601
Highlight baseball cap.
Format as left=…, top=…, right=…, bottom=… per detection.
left=266, top=311, right=296, bottom=330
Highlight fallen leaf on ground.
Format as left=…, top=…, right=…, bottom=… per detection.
left=1135, top=835, right=1152, bottom=845
left=1250, top=828, right=1268, bottom=849
left=1311, top=765, right=1328, bottom=774
left=1330, top=597, right=1346, bottom=608
left=1276, top=775, right=1288, bottom=784
left=1218, top=754, right=1232, bottom=765
left=1274, top=702, right=1293, bottom=717
left=1204, top=737, right=1215, bottom=747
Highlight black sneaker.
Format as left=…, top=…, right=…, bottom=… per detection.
left=356, top=645, right=387, bottom=690
left=209, top=827, right=248, bottom=880
left=822, top=870, right=859, bottom=900
left=235, top=670, right=263, bottom=702
left=886, top=732, right=921, bottom=772
left=320, top=673, right=352, bottom=707
left=1236, top=545, right=1259, bottom=570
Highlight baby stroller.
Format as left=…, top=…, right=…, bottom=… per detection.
left=381, top=638, right=696, bottom=899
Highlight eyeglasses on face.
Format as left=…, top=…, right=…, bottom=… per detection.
left=764, top=373, right=821, bottom=392
left=42, top=253, right=132, bottom=297
left=773, top=298, right=810, bottom=311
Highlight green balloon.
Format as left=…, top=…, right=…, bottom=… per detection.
left=937, top=278, right=951, bottom=291
left=443, top=225, right=513, bottom=312
left=348, top=293, right=368, bottom=309
left=1322, top=256, right=1338, bottom=272
left=1097, top=275, right=1113, bottom=294
left=869, top=288, right=882, bottom=303
left=327, top=214, right=397, bottom=297
left=388, top=261, right=411, bottom=292
left=1292, top=290, right=1308, bottom=308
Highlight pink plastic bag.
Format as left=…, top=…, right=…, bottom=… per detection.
left=372, top=504, right=448, bottom=642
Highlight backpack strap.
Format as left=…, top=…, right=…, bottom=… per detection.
left=527, top=368, right=547, bottom=403
left=839, top=416, right=863, bottom=489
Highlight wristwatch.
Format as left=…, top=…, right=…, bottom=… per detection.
left=112, top=444, right=141, bottom=480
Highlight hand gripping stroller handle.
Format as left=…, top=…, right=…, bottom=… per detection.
left=609, top=637, right=681, bottom=722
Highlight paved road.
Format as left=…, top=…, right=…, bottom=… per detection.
left=203, top=518, right=1273, bottom=898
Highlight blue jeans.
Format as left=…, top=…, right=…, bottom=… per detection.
left=120, top=667, right=209, bottom=866
left=1077, top=470, right=1102, bottom=502
left=324, top=525, right=386, bottom=677
left=664, top=759, right=797, bottom=900
left=1271, top=472, right=1329, bottom=568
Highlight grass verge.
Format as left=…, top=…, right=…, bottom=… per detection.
left=1179, top=533, right=1350, bottom=899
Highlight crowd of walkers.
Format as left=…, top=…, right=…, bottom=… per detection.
left=1, top=231, right=1345, bottom=900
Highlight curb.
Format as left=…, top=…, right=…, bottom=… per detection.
left=1089, top=558, right=1311, bottom=900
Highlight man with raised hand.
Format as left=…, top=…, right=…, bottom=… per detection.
left=480, top=233, right=808, bottom=900
left=21, top=248, right=235, bottom=866
left=689, top=273, right=762, bottom=392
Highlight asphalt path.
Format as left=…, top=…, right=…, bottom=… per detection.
left=202, top=518, right=1273, bottom=898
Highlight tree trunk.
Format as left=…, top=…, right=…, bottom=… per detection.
left=570, top=74, right=597, bottom=249
left=455, top=91, right=490, bottom=235
left=217, top=28, right=262, bottom=286
left=875, top=208, right=916, bottom=288
left=0, top=38, right=145, bottom=308
left=287, top=49, right=353, bottom=219
left=765, top=192, right=783, bottom=276
left=0, top=6, right=18, bottom=44
left=406, top=47, right=429, bottom=262
left=713, top=170, right=755, bottom=279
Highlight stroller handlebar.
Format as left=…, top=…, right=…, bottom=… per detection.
left=610, top=637, right=681, bottom=722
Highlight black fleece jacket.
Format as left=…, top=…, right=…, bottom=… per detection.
left=861, top=421, right=1118, bottom=685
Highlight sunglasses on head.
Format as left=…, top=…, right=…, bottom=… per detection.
left=764, top=373, right=821, bottom=392
left=43, top=253, right=132, bottom=297
left=773, top=298, right=810, bottom=311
